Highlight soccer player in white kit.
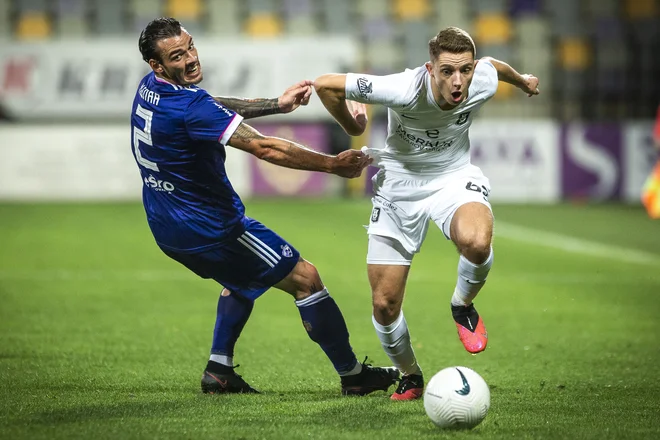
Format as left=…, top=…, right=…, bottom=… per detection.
left=314, top=27, right=540, bottom=400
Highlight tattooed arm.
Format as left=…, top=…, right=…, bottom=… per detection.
left=227, top=122, right=370, bottom=178
left=213, top=79, right=313, bottom=119
left=213, top=97, right=281, bottom=119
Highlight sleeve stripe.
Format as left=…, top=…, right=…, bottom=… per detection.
left=219, top=114, right=244, bottom=145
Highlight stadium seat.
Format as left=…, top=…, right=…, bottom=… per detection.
left=515, top=16, right=550, bottom=49
left=434, top=0, right=471, bottom=33
left=402, top=19, right=433, bottom=66
left=247, top=0, right=277, bottom=13
left=320, top=0, right=353, bottom=33
left=474, top=14, right=512, bottom=45
left=166, top=0, right=202, bottom=19
left=394, top=0, right=431, bottom=21
left=545, top=0, right=582, bottom=36
left=625, top=0, right=656, bottom=19
left=207, top=0, right=241, bottom=35
left=509, top=0, right=542, bottom=16
left=0, top=0, right=11, bottom=39
left=357, top=0, right=389, bottom=18
left=92, top=0, right=125, bottom=35
left=55, top=0, right=88, bottom=37
left=245, top=13, right=283, bottom=37
left=558, top=38, right=590, bottom=70
left=583, top=0, right=619, bottom=18
left=16, top=12, right=51, bottom=40
left=283, top=0, right=319, bottom=35
left=471, top=0, right=507, bottom=13
left=15, top=0, right=48, bottom=13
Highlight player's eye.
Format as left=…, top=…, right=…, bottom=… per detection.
left=442, top=70, right=451, bottom=76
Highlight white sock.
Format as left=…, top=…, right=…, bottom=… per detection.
left=451, top=248, right=494, bottom=307
left=209, top=354, right=233, bottom=367
left=340, top=361, right=363, bottom=377
left=372, top=311, right=421, bottom=376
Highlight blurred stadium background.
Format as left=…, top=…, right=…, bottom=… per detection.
left=2, top=1, right=660, bottom=438
left=0, top=0, right=659, bottom=203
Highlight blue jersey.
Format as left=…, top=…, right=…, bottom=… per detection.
left=130, top=72, right=246, bottom=253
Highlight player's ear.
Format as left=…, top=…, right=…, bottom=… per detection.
left=149, top=59, right=163, bottom=74
left=425, top=62, right=433, bottom=76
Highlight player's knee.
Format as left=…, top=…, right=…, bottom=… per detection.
left=372, top=290, right=402, bottom=324
left=459, top=233, right=492, bottom=264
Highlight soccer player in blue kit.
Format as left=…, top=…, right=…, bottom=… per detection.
left=131, top=18, right=399, bottom=396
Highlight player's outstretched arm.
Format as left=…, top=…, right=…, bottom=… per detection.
left=227, top=122, right=371, bottom=178
left=314, top=74, right=368, bottom=136
left=213, top=80, right=313, bottom=119
left=482, top=57, right=540, bottom=97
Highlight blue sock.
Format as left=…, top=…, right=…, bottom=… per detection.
left=296, top=288, right=358, bottom=375
left=210, top=291, right=254, bottom=362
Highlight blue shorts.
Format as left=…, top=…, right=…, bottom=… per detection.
left=161, top=217, right=300, bottom=300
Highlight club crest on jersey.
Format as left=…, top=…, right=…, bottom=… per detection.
left=357, top=77, right=373, bottom=99
left=456, top=112, right=471, bottom=125
left=371, top=207, right=381, bottom=222
left=281, top=245, right=293, bottom=258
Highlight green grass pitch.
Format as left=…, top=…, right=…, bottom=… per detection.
left=1, top=200, right=659, bottom=439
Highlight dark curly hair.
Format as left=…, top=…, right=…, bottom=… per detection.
left=138, top=17, right=182, bottom=63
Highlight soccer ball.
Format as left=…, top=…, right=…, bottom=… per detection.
left=423, top=366, right=490, bottom=429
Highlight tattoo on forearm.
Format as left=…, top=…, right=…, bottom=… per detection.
left=231, top=123, right=266, bottom=145
left=214, top=97, right=281, bottom=119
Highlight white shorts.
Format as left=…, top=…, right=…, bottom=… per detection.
left=366, top=164, right=492, bottom=264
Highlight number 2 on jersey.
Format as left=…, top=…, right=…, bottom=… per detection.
left=133, top=104, right=159, bottom=172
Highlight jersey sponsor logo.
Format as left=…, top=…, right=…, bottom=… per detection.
left=371, top=207, right=381, bottom=222
left=281, top=244, right=294, bottom=258
left=395, top=125, right=455, bottom=152
left=144, top=174, right=175, bottom=193
left=356, top=77, right=373, bottom=99
left=456, top=111, right=471, bottom=125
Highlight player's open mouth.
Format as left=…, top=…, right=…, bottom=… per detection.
left=186, top=63, right=200, bottom=77
left=451, top=91, right=462, bottom=102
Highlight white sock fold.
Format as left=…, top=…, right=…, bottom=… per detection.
left=209, top=354, right=233, bottom=367
left=372, top=311, right=421, bottom=376
left=451, top=248, right=494, bottom=307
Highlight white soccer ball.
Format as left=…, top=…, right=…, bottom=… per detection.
left=423, top=366, right=490, bottom=429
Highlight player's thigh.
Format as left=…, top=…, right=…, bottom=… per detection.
left=162, top=218, right=300, bottom=300
left=431, top=167, right=492, bottom=242
left=367, top=234, right=412, bottom=322
left=449, top=202, right=493, bottom=255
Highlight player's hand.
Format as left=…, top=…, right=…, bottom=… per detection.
left=520, top=74, right=540, bottom=97
left=346, top=100, right=368, bottom=135
left=331, top=149, right=372, bottom=178
left=277, top=80, right=313, bottom=113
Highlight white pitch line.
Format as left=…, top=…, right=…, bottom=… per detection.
left=495, top=221, right=660, bottom=267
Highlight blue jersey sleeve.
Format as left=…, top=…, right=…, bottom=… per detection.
left=184, top=91, right=244, bottom=145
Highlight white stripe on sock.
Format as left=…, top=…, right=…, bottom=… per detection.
left=295, top=288, right=330, bottom=307
left=237, top=237, right=275, bottom=267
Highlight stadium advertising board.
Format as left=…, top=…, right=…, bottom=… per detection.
left=248, top=124, right=332, bottom=196
left=469, top=120, right=559, bottom=203
left=560, top=123, right=658, bottom=202
left=0, top=122, right=654, bottom=202
left=0, top=38, right=357, bottom=122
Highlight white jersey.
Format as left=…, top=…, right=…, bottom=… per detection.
left=345, top=60, right=498, bottom=177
